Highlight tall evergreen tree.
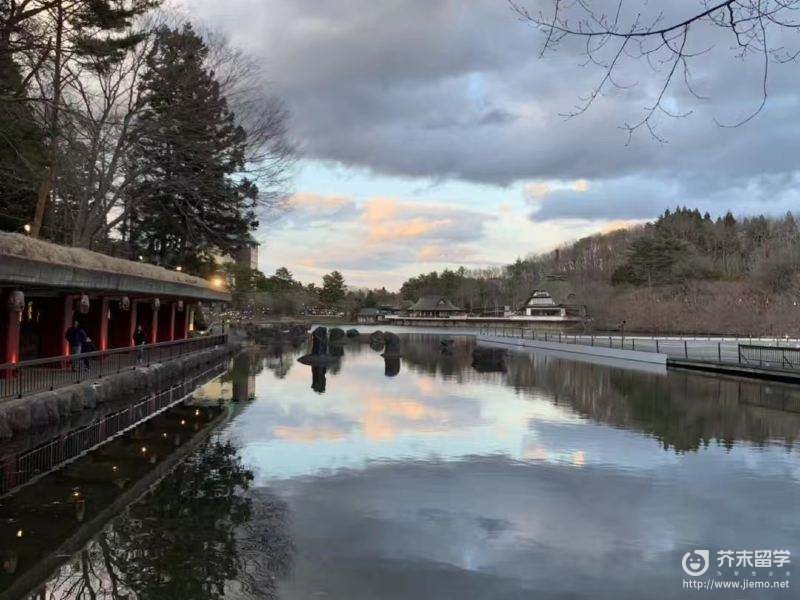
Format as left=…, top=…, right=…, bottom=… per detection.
left=320, top=271, right=346, bottom=306
left=0, top=54, right=45, bottom=232
left=126, top=24, right=258, bottom=274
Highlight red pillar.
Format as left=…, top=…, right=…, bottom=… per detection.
left=99, top=297, right=110, bottom=351
left=4, top=302, right=21, bottom=364
left=184, top=304, right=192, bottom=339
left=169, top=302, right=176, bottom=341
left=129, top=300, right=138, bottom=347
left=150, top=303, right=159, bottom=344
left=61, top=295, right=74, bottom=356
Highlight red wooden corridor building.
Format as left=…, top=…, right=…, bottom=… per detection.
left=0, top=233, right=230, bottom=365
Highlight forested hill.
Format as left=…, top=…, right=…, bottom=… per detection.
left=399, top=209, right=800, bottom=335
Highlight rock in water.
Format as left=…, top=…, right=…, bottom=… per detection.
left=346, top=328, right=360, bottom=338
left=382, top=332, right=401, bottom=358
left=369, top=330, right=384, bottom=344
left=311, top=326, right=328, bottom=355
left=472, top=346, right=508, bottom=373
left=329, top=327, right=345, bottom=344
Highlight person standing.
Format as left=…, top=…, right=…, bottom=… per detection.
left=64, top=321, right=87, bottom=371
left=81, top=336, right=97, bottom=371
left=133, top=324, right=148, bottom=364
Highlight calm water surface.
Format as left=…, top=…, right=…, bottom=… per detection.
left=4, top=334, right=800, bottom=599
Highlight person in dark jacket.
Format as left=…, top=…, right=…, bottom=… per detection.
left=134, top=325, right=148, bottom=364
left=64, top=321, right=87, bottom=371
left=81, top=337, right=97, bottom=370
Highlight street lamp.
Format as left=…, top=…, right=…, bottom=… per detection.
left=620, top=320, right=626, bottom=346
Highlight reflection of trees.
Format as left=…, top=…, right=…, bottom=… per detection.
left=38, top=441, right=293, bottom=599
left=400, top=334, right=476, bottom=382
left=506, top=353, right=800, bottom=452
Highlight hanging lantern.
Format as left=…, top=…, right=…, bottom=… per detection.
left=7, top=290, right=24, bottom=312
left=79, top=294, right=90, bottom=314
left=119, top=296, right=130, bottom=311
left=152, top=297, right=160, bottom=312
left=176, top=300, right=184, bottom=312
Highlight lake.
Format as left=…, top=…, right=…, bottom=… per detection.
left=3, top=333, right=800, bottom=599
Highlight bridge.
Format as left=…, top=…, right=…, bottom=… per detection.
left=0, top=232, right=230, bottom=368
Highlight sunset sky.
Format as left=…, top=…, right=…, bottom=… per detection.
left=187, top=0, right=800, bottom=289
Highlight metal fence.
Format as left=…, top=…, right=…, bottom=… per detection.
left=0, top=360, right=228, bottom=497
left=479, top=326, right=800, bottom=371
left=739, top=344, right=800, bottom=370
left=0, top=334, right=227, bottom=401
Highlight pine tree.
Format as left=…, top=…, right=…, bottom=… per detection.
left=320, top=271, right=346, bottom=306
left=126, top=24, right=257, bottom=273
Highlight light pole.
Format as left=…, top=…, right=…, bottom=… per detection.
left=620, top=320, right=626, bottom=347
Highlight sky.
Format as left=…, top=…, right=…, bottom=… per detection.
left=185, top=0, right=800, bottom=289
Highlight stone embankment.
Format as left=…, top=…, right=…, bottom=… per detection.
left=0, top=344, right=237, bottom=440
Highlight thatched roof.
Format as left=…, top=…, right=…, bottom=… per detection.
left=410, top=295, right=461, bottom=312
left=0, top=232, right=230, bottom=302
left=521, top=290, right=557, bottom=308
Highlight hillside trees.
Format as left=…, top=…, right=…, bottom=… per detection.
left=396, top=207, right=800, bottom=333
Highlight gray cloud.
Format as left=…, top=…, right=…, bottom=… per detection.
left=190, top=0, right=800, bottom=222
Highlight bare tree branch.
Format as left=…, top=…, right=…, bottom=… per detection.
left=510, top=0, right=800, bottom=140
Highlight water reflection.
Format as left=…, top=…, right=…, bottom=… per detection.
left=220, top=335, right=800, bottom=598
left=8, top=334, right=800, bottom=599
left=26, top=441, right=292, bottom=600
left=311, top=366, right=327, bottom=394
left=383, top=356, right=400, bottom=377
left=288, top=334, right=800, bottom=453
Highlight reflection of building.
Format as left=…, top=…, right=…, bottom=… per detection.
left=408, top=296, right=463, bottom=318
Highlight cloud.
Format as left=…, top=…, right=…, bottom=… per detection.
left=282, top=192, right=358, bottom=226
left=186, top=0, right=800, bottom=285
left=524, top=183, right=551, bottom=199
left=526, top=174, right=800, bottom=223
left=264, top=193, right=495, bottom=281
left=360, top=197, right=492, bottom=246
left=573, top=180, right=589, bottom=193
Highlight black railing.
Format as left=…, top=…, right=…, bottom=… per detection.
left=480, top=326, right=800, bottom=371
left=0, top=334, right=227, bottom=401
left=0, top=360, right=227, bottom=497
left=739, top=344, right=800, bottom=370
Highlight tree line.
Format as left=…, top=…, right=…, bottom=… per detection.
left=396, top=208, right=800, bottom=335
left=0, top=1, right=293, bottom=276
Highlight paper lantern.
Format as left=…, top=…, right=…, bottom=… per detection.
left=79, top=294, right=90, bottom=314
left=119, top=296, right=130, bottom=311
left=7, top=290, right=24, bottom=312
left=152, top=297, right=161, bottom=312
left=177, top=300, right=184, bottom=312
